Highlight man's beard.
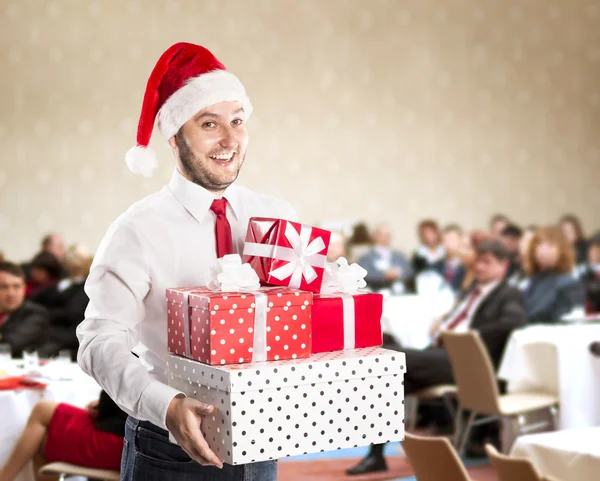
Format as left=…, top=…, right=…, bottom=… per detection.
left=175, top=131, right=244, bottom=192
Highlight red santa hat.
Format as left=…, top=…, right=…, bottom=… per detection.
left=126, top=42, right=253, bottom=177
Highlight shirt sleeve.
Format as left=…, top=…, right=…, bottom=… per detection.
left=76, top=221, right=183, bottom=430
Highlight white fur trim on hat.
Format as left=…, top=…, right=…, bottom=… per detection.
left=157, top=69, right=253, bottom=140
left=125, top=146, right=158, bottom=177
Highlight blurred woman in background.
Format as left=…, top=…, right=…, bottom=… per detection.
left=523, top=227, right=585, bottom=323
left=412, top=219, right=446, bottom=277
left=560, top=214, right=588, bottom=266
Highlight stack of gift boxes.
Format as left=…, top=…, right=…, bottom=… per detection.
left=165, top=218, right=405, bottom=465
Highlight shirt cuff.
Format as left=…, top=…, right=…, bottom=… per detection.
left=139, top=379, right=185, bottom=431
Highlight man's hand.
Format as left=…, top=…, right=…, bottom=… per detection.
left=166, top=396, right=223, bottom=468
left=383, top=267, right=401, bottom=282
left=85, top=400, right=100, bottom=418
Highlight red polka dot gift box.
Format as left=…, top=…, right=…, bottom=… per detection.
left=242, top=218, right=331, bottom=293
left=166, top=347, right=405, bottom=465
left=166, top=286, right=312, bottom=366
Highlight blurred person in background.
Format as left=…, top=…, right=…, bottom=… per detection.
left=412, top=219, right=446, bottom=278
left=25, top=252, right=63, bottom=300
left=0, top=390, right=126, bottom=481
left=489, top=213, right=510, bottom=239
left=581, top=232, right=600, bottom=314
left=0, top=262, right=49, bottom=358
left=22, top=233, right=67, bottom=282
left=500, top=224, right=523, bottom=279
left=523, top=227, right=585, bottom=323
left=326, top=231, right=347, bottom=262
left=38, top=244, right=93, bottom=359
left=348, top=240, right=526, bottom=475
left=559, top=214, right=589, bottom=267
left=358, top=223, right=412, bottom=293
left=442, top=224, right=463, bottom=294
left=346, top=222, right=372, bottom=263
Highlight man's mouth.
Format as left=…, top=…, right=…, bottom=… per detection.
left=209, top=152, right=236, bottom=163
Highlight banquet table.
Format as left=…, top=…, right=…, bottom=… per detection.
left=381, top=292, right=455, bottom=349
left=511, top=427, right=600, bottom=481
left=498, top=323, right=600, bottom=429
left=0, top=359, right=102, bottom=481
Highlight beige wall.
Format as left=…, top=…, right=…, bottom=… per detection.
left=1, top=0, right=599, bottom=261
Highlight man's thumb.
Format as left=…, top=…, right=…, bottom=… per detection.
left=193, top=401, right=215, bottom=416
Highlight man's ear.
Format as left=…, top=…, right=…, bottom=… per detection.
left=168, top=136, right=177, bottom=149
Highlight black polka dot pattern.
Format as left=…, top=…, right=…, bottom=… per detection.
left=166, top=347, right=405, bottom=465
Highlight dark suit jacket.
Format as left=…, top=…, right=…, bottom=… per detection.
left=0, top=300, right=50, bottom=357
left=358, top=248, right=413, bottom=290
left=525, top=272, right=586, bottom=324
left=412, top=251, right=446, bottom=278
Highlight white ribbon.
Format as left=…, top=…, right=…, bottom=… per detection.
left=320, top=257, right=369, bottom=349
left=205, top=254, right=268, bottom=361
left=243, top=222, right=327, bottom=289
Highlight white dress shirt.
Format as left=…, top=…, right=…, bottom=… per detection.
left=77, top=169, right=297, bottom=430
left=440, top=280, right=500, bottom=333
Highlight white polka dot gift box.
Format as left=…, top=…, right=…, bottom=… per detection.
left=166, top=346, right=405, bottom=465
left=242, top=217, right=331, bottom=293
left=166, top=286, right=313, bottom=365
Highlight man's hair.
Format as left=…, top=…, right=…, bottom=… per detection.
left=443, top=223, right=462, bottom=234
left=41, top=233, right=55, bottom=249
left=476, top=240, right=511, bottom=261
left=500, top=224, right=523, bottom=239
left=490, top=214, right=509, bottom=227
left=30, top=252, right=63, bottom=280
left=0, top=262, right=25, bottom=279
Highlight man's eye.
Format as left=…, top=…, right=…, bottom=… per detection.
left=203, top=121, right=216, bottom=128
left=232, top=119, right=243, bottom=126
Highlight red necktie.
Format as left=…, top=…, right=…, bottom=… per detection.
left=445, top=287, right=482, bottom=331
left=0, top=313, right=6, bottom=328
left=210, top=198, right=234, bottom=258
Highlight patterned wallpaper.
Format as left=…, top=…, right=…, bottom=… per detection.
left=1, top=0, right=599, bottom=260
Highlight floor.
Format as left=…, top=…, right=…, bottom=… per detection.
left=278, top=443, right=497, bottom=481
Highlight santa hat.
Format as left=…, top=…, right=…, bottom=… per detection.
left=126, top=42, right=253, bottom=177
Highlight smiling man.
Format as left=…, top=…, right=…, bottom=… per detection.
left=77, top=43, right=295, bottom=481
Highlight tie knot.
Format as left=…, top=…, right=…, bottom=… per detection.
left=210, top=198, right=228, bottom=216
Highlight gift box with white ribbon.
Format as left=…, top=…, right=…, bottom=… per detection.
left=166, top=347, right=405, bottom=465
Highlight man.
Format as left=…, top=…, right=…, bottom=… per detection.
left=358, top=223, right=413, bottom=293
left=41, top=233, right=66, bottom=262
left=347, top=240, right=527, bottom=475
left=76, top=43, right=294, bottom=481
left=0, top=262, right=49, bottom=357
left=489, top=214, right=510, bottom=239
left=442, top=224, right=464, bottom=293
left=500, top=224, right=523, bottom=280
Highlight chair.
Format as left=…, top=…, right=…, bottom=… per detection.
left=441, top=331, right=559, bottom=455
left=401, top=432, right=473, bottom=481
left=485, top=444, right=564, bottom=481
left=406, top=384, right=457, bottom=431
left=39, top=462, right=120, bottom=481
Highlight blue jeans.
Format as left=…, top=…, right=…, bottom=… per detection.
left=121, top=417, right=277, bottom=481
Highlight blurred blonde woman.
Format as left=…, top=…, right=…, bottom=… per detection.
left=523, top=227, right=585, bottom=323
left=38, top=244, right=94, bottom=358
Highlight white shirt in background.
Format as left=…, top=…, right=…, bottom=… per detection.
left=440, top=280, right=500, bottom=333
left=77, top=169, right=297, bottom=430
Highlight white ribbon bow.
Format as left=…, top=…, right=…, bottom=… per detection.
left=207, top=254, right=261, bottom=292
left=320, top=257, right=368, bottom=294
left=244, top=222, right=327, bottom=289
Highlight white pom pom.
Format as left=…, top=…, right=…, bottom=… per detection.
left=125, top=146, right=158, bottom=177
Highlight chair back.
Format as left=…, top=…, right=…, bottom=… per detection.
left=441, top=330, right=501, bottom=414
left=485, top=444, right=544, bottom=481
left=402, top=432, right=471, bottom=481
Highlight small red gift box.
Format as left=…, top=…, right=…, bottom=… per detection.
left=311, top=292, right=383, bottom=353
left=242, top=218, right=331, bottom=293
left=166, top=286, right=312, bottom=365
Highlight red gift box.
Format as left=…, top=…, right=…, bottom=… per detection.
left=242, top=218, right=331, bottom=293
left=166, top=286, right=312, bottom=365
left=311, top=292, right=383, bottom=354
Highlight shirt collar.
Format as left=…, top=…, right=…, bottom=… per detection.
left=478, top=279, right=501, bottom=297
left=168, top=169, right=240, bottom=223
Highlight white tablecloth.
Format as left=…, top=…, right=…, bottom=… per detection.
left=511, top=427, right=600, bottom=481
left=498, top=324, right=600, bottom=429
left=0, top=360, right=102, bottom=481
left=381, top=293, right=455, bottom=349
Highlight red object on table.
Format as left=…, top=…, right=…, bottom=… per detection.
left=166, top=286, right=312, bottom=365
left=311, top=292, right=383, bottom=353
left=242, top=218, right=331, bottom=293
left=0, top=376, right=47, bottom=390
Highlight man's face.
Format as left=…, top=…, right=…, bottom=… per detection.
left=492, top=220, right=508, bottom=238
left=170, top=101, right=249, bottom=193
left=474, top=252, right=508, bottom=284
left=373, top=226, right=391, bottom=247
left=443, top=230, right=461, bottom=256
left=0, top=272, right=26, bottom=313
left=46, top=234, right=65, bottom=261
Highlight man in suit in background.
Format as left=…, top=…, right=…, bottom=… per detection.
left=358, top=223, right=413, bottom=293
left=0, top=262, right=49, bottom=357
left=347, top=240, right=527, bottom=475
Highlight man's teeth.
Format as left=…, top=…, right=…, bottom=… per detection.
left=210, top=153, right=235, bottom=160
